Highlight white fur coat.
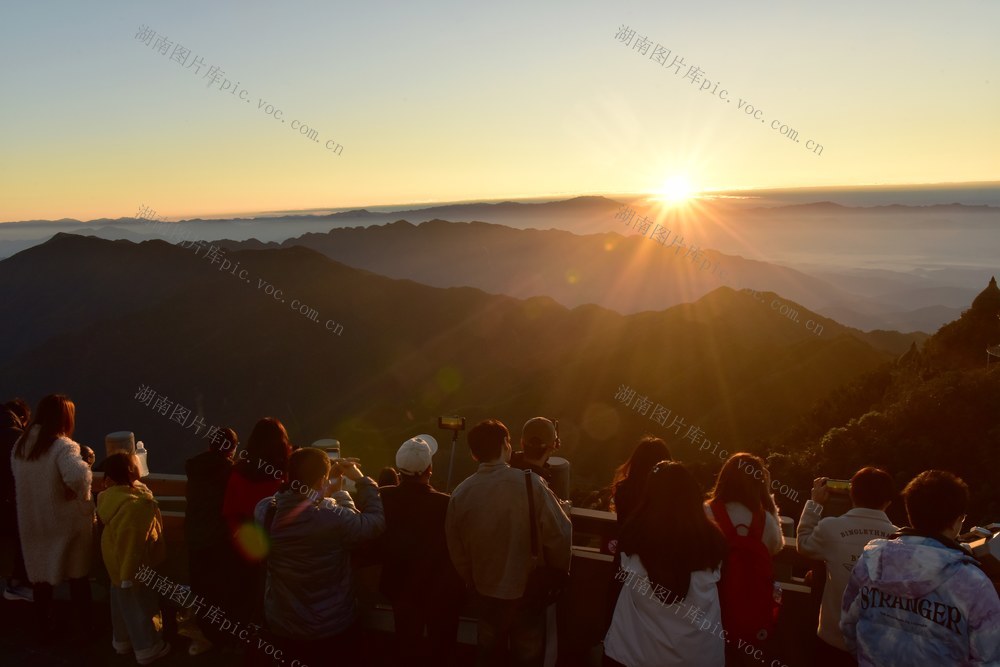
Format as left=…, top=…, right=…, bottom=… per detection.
left=10, top=427, right=95, bottom=584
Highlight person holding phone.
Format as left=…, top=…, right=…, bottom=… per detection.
left=254, top=447, right=384, bottom=667
left=796, top=468, right=896, bottom=666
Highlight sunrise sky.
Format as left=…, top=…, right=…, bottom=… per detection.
left=1, top=0, right=998, bottom=222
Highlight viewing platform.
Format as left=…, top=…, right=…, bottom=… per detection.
left=0, top=473, right=825, bottom=666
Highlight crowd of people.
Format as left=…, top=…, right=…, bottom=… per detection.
left=2, top=393, right=999, bottom=666
left=605, top=440, right=1000, bottom=667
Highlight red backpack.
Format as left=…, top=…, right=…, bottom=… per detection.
left=710, top=499, right=780, bottom=643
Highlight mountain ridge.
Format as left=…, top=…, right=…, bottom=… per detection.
left=0, top=234, right=917, bottom=495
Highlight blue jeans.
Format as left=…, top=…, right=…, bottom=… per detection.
left=110, top=582, right=164, bottom=661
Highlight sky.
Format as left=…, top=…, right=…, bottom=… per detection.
left=1, top=0, right=998, bottom=222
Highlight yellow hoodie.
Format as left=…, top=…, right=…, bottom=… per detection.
left=97, top=482, right=165, bottom=586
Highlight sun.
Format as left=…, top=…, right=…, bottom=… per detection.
left=655, top=176, right=698, bottom=205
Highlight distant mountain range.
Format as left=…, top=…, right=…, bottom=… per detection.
left=0, top=234, right=923, bottom=493
left=219, top=218, right=851, bottom=323
left=217, top=218, right=975, bottom=334
left=3, top=195, right=996, bottom=332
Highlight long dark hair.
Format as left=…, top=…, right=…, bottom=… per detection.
left=13, top=394, right=75, bottom=461
left=236, top=417, right=291, bottom=482
left=708, top=452, right=779, bottom=517
left=619, top=461, right=728, bottom=603
left=611, top=436, right=671, bottom=509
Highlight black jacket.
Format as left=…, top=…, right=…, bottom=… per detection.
left=184, top=450, right=233, bottom=550
left=378, top=476, right=463, bottom=604
left=0, top=408, right=22, bottom=507
left=510, top=451, right=552, bottom=484
left=613, top=477, right=643, bottom=528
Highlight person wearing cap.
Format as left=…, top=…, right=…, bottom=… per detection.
left=446, top=419, right=572, bottom=667
left=510, top=418, right=558, bottom=485
left=379, top=434, right=464, bottom=665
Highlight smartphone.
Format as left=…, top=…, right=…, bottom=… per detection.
left=438, top=416, right=466, bottom=431
left=825, top=479, right=851, bottom=492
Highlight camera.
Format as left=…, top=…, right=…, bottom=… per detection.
left=312, top=438, right=340, bottom=460
left=438, top=416, right=466, bottom=431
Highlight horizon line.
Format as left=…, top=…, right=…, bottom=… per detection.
left=2, top=179, right=999, bottom=225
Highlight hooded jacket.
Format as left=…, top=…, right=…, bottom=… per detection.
left=97, top=481, right=165, bottom=586
left=841, top=532, right=1000, bottom=666
left=253, top=477, right=384, bottom=639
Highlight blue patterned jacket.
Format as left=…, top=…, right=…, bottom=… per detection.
left=841, top=533, right=1000, bottom=666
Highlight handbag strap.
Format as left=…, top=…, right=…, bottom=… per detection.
left=524, top=470, right=540, bottom=560
left=262, top=497, right=278, bottom=534
left=710, top=499, right=764, bottom=540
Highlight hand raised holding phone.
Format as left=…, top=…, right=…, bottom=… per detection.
left=332, top=458, right=363, bottom=482
left=811, top=477, right=831, bottom=505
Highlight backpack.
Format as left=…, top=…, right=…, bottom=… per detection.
left=710, top=499, right=780, bottom=643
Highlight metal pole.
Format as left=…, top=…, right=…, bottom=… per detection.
left=446, top=430, right=459, bottom=492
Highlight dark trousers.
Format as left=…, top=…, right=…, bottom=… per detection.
left=0, top=503, right=28, bottom=583
left=33, top=577, right=93, bottom=638
left=189, top=543, right=235, bottom=644
left=392, top=595, right=460, bottom=666
left=269, top=623, right=365, bottom=667
left=814, top=636, right=857, bottom=667
left=473, top=593, right=546, bottom=667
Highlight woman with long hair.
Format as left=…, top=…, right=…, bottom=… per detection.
left=603, top=437, right=673, bottom=635
left=604, top=461, right=728, bottom=667
left=10, top=394, right=95, bottom=639
left=706, top=453, right=782, bottom=554
left=222, top=417, right=292, bottom=545
left=610, top=436, right=671, bottom=527
left=220, top=417, right=292, bottom=644
left=706, top=453, right=783, bottom=664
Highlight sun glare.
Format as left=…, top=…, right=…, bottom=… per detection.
left=656, top=176, right=698, bottom=205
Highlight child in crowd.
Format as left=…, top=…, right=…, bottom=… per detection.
left=97, top=452, right=170, bottom=665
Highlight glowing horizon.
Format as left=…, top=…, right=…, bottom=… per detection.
left=1, top=1, right=998, bottom=223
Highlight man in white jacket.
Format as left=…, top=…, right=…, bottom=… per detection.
left=796, top=467, right=896, bottom=666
